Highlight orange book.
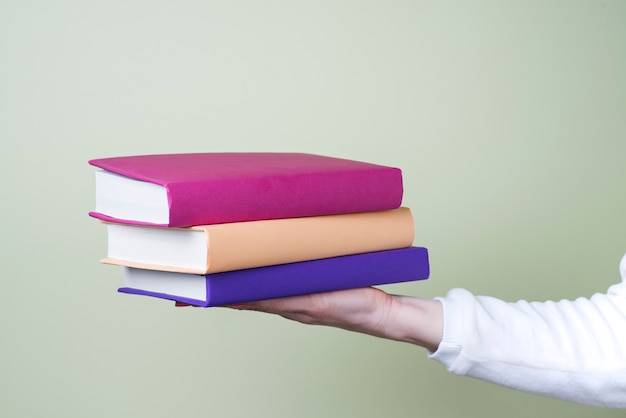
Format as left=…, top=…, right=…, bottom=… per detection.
left=101, top=207, right=414, bottom=274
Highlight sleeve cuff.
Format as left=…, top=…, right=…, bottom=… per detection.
left=427, top=288, right=474, bottom=374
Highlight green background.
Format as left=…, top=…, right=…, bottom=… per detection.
left=2, top=1, right=625, bottom=416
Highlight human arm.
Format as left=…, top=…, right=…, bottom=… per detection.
left=229, top=254, right=626, bottom=407
left=432, top=284, right=626, bottom=407
left=233, top=284, right=626, bottom=407
left=428, top=253, right=626, bottom=407
left=230, top=287, right=443, bottom=352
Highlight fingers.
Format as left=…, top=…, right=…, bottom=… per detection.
left=240, top=294, right=317, bottom=313
left=174, top=301, right=201, bottom=307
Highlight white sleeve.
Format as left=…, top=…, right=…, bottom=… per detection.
left=428, top=253, right=626, bottom=408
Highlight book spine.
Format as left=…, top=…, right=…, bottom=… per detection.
left=167, top=168, right=403, bottom=227
left=204, top=207, right=414, bottom=273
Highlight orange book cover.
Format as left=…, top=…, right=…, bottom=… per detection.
left=101, top=207, right=415, bottom=274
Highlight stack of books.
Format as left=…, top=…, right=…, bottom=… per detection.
left=89, top=152, right=430, bottom=307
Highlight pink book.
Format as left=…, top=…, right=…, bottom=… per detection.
left=89, top=152, right=403, bottom=227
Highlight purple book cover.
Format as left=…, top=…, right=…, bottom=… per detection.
left=89, top=152, right=403, bottom=227
left=118, top=247, right=430, bottom=307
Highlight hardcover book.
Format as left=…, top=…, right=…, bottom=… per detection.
left=118, top=247, right=430, bottom=307
left=89, top=152, right=403, bottom=227
left=101, top=207, right=415, bottom=274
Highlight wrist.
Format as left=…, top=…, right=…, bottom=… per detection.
left=386, top=296, right=443, bottom=351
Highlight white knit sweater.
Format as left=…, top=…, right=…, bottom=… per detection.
left=429, top=253, right=626, bottom=407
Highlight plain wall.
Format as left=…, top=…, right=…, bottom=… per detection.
left=1, top=1, right=625, bottom=417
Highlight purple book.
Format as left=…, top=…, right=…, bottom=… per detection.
left=89, top=152, right=403, bottom=227
left=118, top=247, right=430, bottom=307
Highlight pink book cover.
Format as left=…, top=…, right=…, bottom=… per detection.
left=89, top=152, right=403, bottom=227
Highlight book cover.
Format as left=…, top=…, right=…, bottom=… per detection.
left=101, top=207, right=415, bottom=274
left=89, top=152, right=403, bottom=227
left=118, top=247, right=430, bottom=307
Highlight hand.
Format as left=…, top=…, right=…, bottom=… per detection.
left=227, top=287, right=443, bottom=351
